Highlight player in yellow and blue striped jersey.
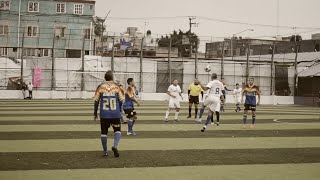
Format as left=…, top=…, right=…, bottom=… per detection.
left=94, top=71, right=125, bottom=157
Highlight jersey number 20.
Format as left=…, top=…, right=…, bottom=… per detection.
left=103, top=98, right=117, bottom=111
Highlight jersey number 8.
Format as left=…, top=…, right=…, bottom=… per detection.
left=103, top=98, right=117, bottom=111
left=215, top=88, right=220, bottom=94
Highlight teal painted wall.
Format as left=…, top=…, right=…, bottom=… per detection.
left=0, top=0, right=95, bottom=57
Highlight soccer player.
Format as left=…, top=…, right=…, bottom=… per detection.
left=241, top=78, right=261, bottom=128
left=197, top=73, right=224, bottom=127
left=187, top=79, right=204, bottom=118
left=233, top=83, right=242, bottom=112
left=165, top=79, right=183, bottom=122
left=123, top=78, right=140, bottom=136
left=94, top=71, right=124, bottom=157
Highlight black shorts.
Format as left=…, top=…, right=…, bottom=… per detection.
left=244, top=104, right=256, bottom=111
left=189, top=96, right=199, bottom=104
left=124, top=109, right=137, bottom=119
left=100, top=118, right=121, bottom=135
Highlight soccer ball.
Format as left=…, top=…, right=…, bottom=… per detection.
left=204, top=64, right=211, bottom=72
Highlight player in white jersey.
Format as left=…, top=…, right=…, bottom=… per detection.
left=165, top=79, right=183, bottom=122
left=197, top=73, right=225, bottom=131
left=233, top=83, right=242, bottom=112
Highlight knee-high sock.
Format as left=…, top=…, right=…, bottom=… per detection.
left=174, top=112, right=179, bottom=120
left=243, top=114, right=248, bottom=124
left=205, top=115, right=212, bottom=126
left=188, top=107, right=192, bottom=116
left=195, top=108, right=198, bottom=116
left=252, top=115, right=256, bottom=124
left=132, top=119, right=136, bottom=131
left=100, top=134, right=107, bottom=153
left=114, top=131, right=121, bottom=148
left=165, top=111, right=170, bottom=119
left=199, top=107, right=205, bottom=119
left=236, top=103, right=240, bottom=110
left=120, top=116, right=124, bottom=123
left=216, top=111, right=220, bottom=123
left=128, top=119, right=133, bottom=133
left=211, top=115, right=214, bottom=122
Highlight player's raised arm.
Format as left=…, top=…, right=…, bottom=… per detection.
left=93, top=85, right=102, bottom=120
left=201, top=81, right=212, bottom=91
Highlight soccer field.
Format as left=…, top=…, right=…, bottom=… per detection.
left=0, top=100, right=319, bottom=180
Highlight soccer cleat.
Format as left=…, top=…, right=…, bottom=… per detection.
left=250, top=124, right=255, bottom=128
left=201, top=126, right=207, bottom=132
left=194, top=115, right=197, bottom=119
left=103, top=152, right=109, bottom=157
left=112, top=146, right=120, bottom=158
left=242, top=124, right=247, bottom=129
left=216, top=122, right=220, bottom=126
left=196, top=119, right=202, bottom=123
left=174, top=119, right=179, bottom=122
left=211, top=122, right=215, bottom=125
left=164, top=119, right=169, bottom=123
left=187, top=115, right=191, bottom=118
left=127, top=131, right=133, bottom=136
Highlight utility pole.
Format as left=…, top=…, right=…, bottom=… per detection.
left=81, top=36, right=85, bottom=91
left=195, top=41, right=198, bottom=78
left=221, top=41, right=225, bottom=79
left=270, top=43, right=275, bottom=95
left=139, top=37, right=144, bottom=92
left=111, top=34, right=115, bottom=74
left=51, top=33, right=56, bottom=90
left=188, top=17, right=196, bottom=57
left=168, top=37, right=172, bottom=83
left=20, top=28, right=25, bottom=83
left=100, top=10, right=111, bottom=56
left=294, top=43, right=299, bottom=96
left=246, top=43, right=250, bottom=84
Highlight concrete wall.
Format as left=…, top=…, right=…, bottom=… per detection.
left=0, top=90, right=294, bottom=105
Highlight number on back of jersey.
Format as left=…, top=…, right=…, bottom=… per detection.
left=215, top=88, right=220, bottom=94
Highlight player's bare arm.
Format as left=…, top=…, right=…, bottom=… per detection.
left=167, top=91, right=176, bottom=98
left=241, top=90, right=246, bottom=104
left=257, top=89, right=261, bottom=106
left=200, top=84, right=210, bottom=91
left=179, top=92, right=183, bottom=100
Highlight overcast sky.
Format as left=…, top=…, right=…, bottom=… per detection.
left=95, top=0, right=320, bottom=51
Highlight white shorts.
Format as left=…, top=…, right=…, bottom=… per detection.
left=204, top=96, right=221, bottom=112
left=236, top=97, right=241, bottom=104
left=169, top=99, right=180, bottom=109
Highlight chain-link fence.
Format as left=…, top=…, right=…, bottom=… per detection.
left=1, top=35, right=320, bottom=105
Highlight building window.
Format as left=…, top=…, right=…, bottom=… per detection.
left=0, top=0, right=10, bottom=10
left=89, top=4, right=93, bottom=10
left=28, top=1, right=39, bottom=12
left=24, top=48, right=36, bottom=57
left=27, top=26, right=38, bottom=37
left=1, top=48, right=8, bottom=56
left=84, top=28, right=91, bottom=39
left=55, top=27, right=65, bottom=38
left=0, top=25, right=8, bottom=35
left=56, top=3, right=65, bottom=13
left=74, top=4, right=83, bottom=15
left=39, top=49, right=49, bottom=57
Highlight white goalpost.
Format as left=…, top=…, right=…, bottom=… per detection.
left=66, top=71, right=136, bottom=99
